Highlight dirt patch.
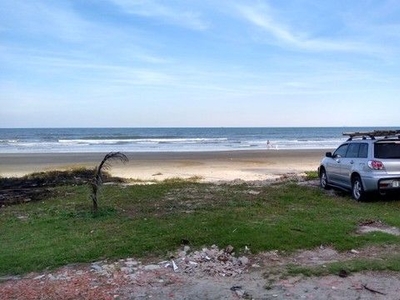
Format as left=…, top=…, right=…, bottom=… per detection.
left=269, top=271, right=400, bottom=299
left=2, top=244, right=400, bottom=299
left=358, top=220, right=400, bottom=236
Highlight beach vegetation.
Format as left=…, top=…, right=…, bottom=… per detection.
left=1, top=178, right=400, bottom=276
left=0, top=168, right=95, bottom=187
left=162, top=175, right=203, bottom=184
left=90, top=152, right=128, bottom=213
left=304, top=170, right=318, bottom=180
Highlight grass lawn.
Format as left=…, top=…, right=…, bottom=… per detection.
left=1, top=178, right=400, bottom=276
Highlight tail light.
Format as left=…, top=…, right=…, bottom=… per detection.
left=368, top=160, right=384, bottom=170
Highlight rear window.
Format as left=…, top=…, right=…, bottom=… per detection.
left=374, top=142, right=400, bottom=159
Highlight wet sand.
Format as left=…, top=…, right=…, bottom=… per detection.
left=0, top=149, right=327, bottom=182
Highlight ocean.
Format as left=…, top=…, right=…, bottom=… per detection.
left=0, top=127, right=398, bottom=154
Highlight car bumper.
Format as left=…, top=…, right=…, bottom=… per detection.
left=362, top=176, right=400, bottom=194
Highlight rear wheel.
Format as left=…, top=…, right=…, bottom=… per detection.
left=319, top=168, right=330, bottom=190
left=352, top=176, right=366, bottom=201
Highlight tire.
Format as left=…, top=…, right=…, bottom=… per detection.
left=352, top=176, right=366, bottom=201
left=319, top=168, right=330, bottom=190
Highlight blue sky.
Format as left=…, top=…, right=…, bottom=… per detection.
left=1, top=0, right=400, bottom=128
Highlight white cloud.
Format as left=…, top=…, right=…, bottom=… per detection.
left=234, top=2, right=386, bottom=55
left=109, top=0, right=209, bottom=30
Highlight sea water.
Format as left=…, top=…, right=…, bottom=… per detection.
left=0, top=127, right=398, bottom=154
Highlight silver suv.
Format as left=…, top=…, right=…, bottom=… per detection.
left=318, top=130, right=400, bottom=201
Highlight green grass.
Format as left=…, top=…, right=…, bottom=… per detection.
left=304, top=170, right=319, bottom=180
left=1, top=181, right=400, bottom=276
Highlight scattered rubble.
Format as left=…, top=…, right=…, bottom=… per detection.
left=3, top=245, right=400, bottom=299
left=90, top=244, right=250, bottom=279
left=1, top=245, right=255, bottom=299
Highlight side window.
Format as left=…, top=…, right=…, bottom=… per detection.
left=346, top=143, right=360, bottom=158
left=358, top=143, right=368, bottom=158
left=333, top=144, right=348, bottom=158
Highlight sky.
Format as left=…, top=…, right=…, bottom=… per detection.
left=1, top=0, right=400, bottom=128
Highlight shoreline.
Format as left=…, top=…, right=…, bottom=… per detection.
left=0, top=149, right=327, bottom=182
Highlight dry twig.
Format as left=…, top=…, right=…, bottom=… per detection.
left=362, top=284, right=386, bottom=295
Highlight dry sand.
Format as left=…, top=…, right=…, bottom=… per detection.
left=0, top=149, right=324, bottom=181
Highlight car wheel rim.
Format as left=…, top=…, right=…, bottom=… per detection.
left=320, top=172, right=327, bottom=187
left=353, top=181, right=361, bottom=200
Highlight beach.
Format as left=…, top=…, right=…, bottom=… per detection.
left=0, top=149, right=325, bottom=182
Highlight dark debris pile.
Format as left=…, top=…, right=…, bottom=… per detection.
left=0, top=169, right=122, bottom=206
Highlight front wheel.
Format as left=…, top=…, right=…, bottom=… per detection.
left=352, top=176, right=366, bottom=201
left=320, top=168, right=330, bottom=190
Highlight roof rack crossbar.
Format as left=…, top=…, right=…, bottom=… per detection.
left=343, top=130, right=400, bottom=140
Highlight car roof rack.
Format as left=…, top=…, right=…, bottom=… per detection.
left=343, top=130, right=400, bottom=141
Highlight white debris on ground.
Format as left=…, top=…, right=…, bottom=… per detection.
left=0, top=245, right=255, bottom=299
left=90, top=244, right=251, bottom=279
left=4, top=244, right=400, bottom=299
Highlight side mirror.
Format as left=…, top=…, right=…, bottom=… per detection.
left=325, top=152, right=333, bottom=158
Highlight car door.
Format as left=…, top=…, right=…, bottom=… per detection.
left=338, top=143, right=360, bottom=188
left=326, top=143, right=348, bottom=184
